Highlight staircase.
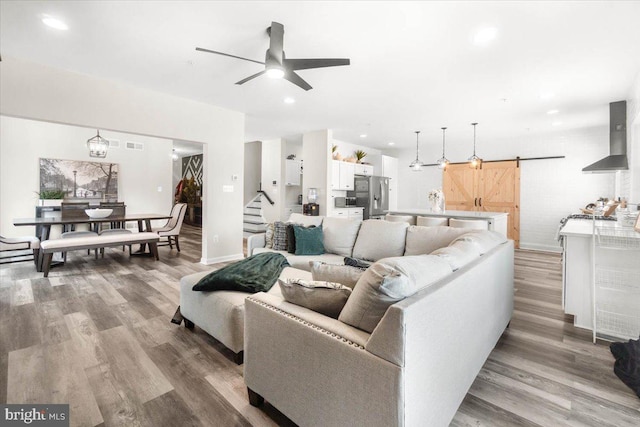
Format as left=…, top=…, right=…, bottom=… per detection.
left=243, top=194, right=268, bottom=236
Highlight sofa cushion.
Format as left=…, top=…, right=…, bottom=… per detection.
left=252, top=249, right=344, bottom=271
left=403, top=225, right=469, bottom=256
left=322, top=217, right=362, bottom=257
left=451, top=230, right=507, bottom=255
left=338, top=255, right=452, bottom=333
left=310, top=261, right=364, bottom=289
left=294, top=225, right=324, bottom=255
left=289, top=213, right=324, bottom=227
left=279, top=278, right=352, bottom=319
left=351, top=220, right=409, bottom=261
left=273, top=221, right=289, bottom=251
left=431, top=241, right=480, bottom=271
left=265, top=223, right=275, bottom=249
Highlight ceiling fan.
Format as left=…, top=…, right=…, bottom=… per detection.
left=196, top=21, right=350, bottom=91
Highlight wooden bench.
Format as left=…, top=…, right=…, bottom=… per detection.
left=39, top=232, right=160, bottom=277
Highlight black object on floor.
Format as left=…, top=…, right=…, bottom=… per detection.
left=610, top=336, right=640, bottom=398
left=171, top=306, right=184, bottom=325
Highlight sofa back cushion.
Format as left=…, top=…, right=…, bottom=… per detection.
left=310, top=261, right=365, bottom=289
left=403, top=225, right=469, bottom=256
left=289, top=213, right=324, bottom=227
left=450, top=230, right=507, bottom=255
left=351, top=220, right=409, bottom=261
left=338, top=255, right=452, bottom=333
left=322, top=217, right=362, bottom=257
left=431, top=241, right=480, bottom=271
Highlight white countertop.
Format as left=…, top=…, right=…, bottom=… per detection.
left=560, top=219, right=640, bottom=237
left=386, top=209, right=508, bottom=220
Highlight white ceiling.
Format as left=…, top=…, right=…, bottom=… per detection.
left=1, top=1, right=640, bottom=150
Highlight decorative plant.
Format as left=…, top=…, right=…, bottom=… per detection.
left=332, top=144, right=341, bottom=160
left=35, top=189, right=66, bottom=199
left=332, top=144, right=337, bottom=154
left=180, top=177, right=200, bottom=205
left=354, top=149, right=367, bottom=163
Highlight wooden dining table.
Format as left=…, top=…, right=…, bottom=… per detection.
left=13, top=213, right=172, bottom=270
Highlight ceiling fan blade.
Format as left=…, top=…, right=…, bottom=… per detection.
left=284, top=71, right=312, bottom=91
left=196, top=47, right=264, bottom=65
left=284, top=58, right=350, bottom=71
left=235, top=70, right=267, bottom=85
left=266, top=22, right=284, bottom=65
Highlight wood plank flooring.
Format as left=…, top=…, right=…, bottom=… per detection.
left=1, top=226, right=638, bottom=426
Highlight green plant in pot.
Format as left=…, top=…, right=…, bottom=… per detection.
left=180, top=177, right=201, bottom=223
left=355, top=149, right=367, bottom=164
left=35, top=189, right=66, bottom=206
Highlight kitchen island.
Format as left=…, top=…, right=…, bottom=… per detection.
left=560, top=218, right=640, bottom=337
left=385, top=209, right=508, bottom=236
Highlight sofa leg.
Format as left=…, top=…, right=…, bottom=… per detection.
left=247, top=388, right=264, bottom=407
left=233, top=351, right=244, bottom=365
left=184, top=318, right=195, bottom=329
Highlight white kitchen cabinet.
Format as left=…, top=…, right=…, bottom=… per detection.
left=329, top=207, right=364, bottom=219
left=354, top=164, right=374, bottom=176
left=285, top=159, right=302, bottom=186
left=331, top=160, right=355, bottom=190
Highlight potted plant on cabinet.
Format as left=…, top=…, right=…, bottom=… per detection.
left=35, top=189, right=66, bottom=206
left=355, top=150, right=368, bottom=164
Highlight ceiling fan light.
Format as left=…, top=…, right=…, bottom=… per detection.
left=266, top=67, right=285, bottom=79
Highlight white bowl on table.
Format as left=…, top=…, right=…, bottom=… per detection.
left=85, top=208, right=113, bottom=219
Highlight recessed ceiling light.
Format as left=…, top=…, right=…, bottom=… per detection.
left=552, top=121, right=563, bottom=126
left=388, top=142, right=395, bottom=146
left=547, top=109, right=559, bottom=115
left=360, top=134, right=367, bottom=138
left=540, top=92, right=555, bottom=100
left=473, top=27, right=498, bottom=46
left=41, top=15, right=68, bottom=30
left=284, top=97, right=295, bottom=104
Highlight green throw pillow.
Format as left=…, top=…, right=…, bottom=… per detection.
left=294, top=225, right=324, bottom=255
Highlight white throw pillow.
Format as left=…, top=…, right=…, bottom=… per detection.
left=310, top=261, right=365, bottom=289
left=450, top=230, right=507, bottom=255
left=403, top=225, right=469, bottom=256
left=351, top=220, right=409, bottom=261
left=279, top=278, right=352, bottom=319
left=322, top=217, right=362, bottom=257
left=338, top=255, right=452, bottom=333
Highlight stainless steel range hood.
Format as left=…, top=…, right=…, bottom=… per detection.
left=582, top=101, right=628, bottom=173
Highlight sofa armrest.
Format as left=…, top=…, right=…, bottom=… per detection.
left=246, top=232, right=266, bottom=257
left=244, top=293, right=402, bottom=427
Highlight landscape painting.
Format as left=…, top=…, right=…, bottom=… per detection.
left=39, top=158, right=119, bottom=200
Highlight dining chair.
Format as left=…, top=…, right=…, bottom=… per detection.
left=384, top=214, right=416, bottom=225
left=449, top=218, right=489, bottom=230
left=61, top=202, right=91, bottom=232
left=0, top=235, right=40, bottom=266
left=61, top=230, right=99, bottom=261
left=99, top=201, right=126, bottom=229
left=416, top=216, right=449, bottom=227
left=155, top=203, right=187, bottom=251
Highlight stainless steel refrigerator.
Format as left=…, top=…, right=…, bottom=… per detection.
left=348, top=176, right=389, bottom=219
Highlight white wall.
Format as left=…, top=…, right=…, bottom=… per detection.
left=302, top=130, right=332, bottom=216
left=1, top=117, right=173, bottom=236
left=172, top=155, right=183, bottom=202
left=396, top=126, right=616, bottom=251
left=260, top=139, right=284, bottom=222
left=283, top=139, right=303, bottom=211
left=627, top=70, right=640, bottom=204
left=244, top=141, right=262, bottom=205
left=0, top=57, right=245, bottom=263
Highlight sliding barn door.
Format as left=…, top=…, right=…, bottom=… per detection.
left=477, top=160, right=520, bottom=247
left=442, top=163, right=478, bottom=210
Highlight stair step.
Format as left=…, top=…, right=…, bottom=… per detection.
left=244, top=223, right=266, bottom=232
left=248, top=201, right=262, bottom=208
left=243, top=214, right=266, bottom=224
left=244, top=208, right=262, bottom=216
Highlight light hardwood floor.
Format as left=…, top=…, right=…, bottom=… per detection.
left=1, top=226, right=638, bottom=426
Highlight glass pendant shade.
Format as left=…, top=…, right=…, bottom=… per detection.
left=409, top=130, right=425, bottom=171
left=307, top=188, right=318, bottom=203
left=436, top=127, right=450, bottom=169
left=468, top=122, right=482, bottom=167
left=87, top=130, right=109, bottom=158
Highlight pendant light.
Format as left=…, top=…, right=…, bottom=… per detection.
left=409, top=131, right=425, bottom=171
left=436, top=127, right=450, bottom=169
left=468, top=122, right=482, bottom=168
left=87, top=130, right=109, bottom=158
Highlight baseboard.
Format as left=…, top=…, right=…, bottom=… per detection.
left=200, top=253, right=244, bottom=265
left=518, top=243, right=562, bottom=253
